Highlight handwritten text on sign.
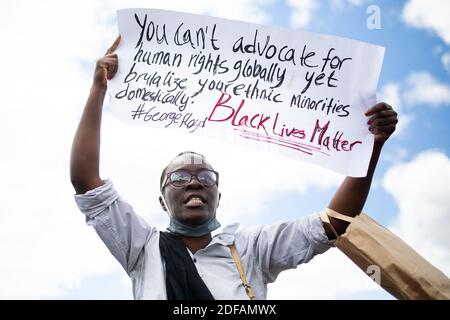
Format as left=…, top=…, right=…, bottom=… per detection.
left=108, top=9, right=385, bottom=177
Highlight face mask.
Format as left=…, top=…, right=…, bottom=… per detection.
left=161, top=193, right=221, bottom=237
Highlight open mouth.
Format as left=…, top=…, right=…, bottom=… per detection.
left=184, top=194, right=206, bottom=207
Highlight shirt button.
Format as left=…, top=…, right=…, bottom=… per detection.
left=193, top=258, right=197, bottom=263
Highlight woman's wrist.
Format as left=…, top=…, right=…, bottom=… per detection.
left=91, top=80, right=107, bottom=91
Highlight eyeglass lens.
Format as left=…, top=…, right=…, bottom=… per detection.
left=170, top=170, right=216, bottom=187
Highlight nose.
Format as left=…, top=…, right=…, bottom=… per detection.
left=186, top=175, right=202, bottom=189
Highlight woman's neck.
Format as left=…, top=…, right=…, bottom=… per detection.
left=180, top=233, right=212, bottom=254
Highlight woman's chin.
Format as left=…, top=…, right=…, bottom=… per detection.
left=180, top=210, right=211, bottom=226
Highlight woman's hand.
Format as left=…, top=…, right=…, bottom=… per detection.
left=93, top=35, right=121, bottom=87
left=365, top=102, right=398, bottom=145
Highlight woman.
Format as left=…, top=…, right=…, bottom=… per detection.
left=70, top=36, right=398, bottom=299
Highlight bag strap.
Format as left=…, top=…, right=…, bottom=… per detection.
left=320, top=211, right=340, bottom=239
left=325, top=208, right=355, bottom=223
left=228, top=244, right=256, bottom=300
left=320, top=208, right=356, bottom=239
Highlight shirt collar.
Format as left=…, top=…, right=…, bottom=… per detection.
left=208, top=223, right=240, bottom=247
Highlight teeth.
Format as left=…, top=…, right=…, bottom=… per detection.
left=186, top=197, right=204, bottom=206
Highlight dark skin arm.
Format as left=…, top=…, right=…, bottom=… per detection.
left=70, top=36, right=121, bottom=194
left=323, top=102, right=398, bottom=239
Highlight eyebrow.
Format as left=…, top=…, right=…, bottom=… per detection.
left=169, top=166, right=213, bottom=173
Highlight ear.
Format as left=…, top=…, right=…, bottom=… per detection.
left=217, top=192, right=221, bottom=208
left=159, top=195, right=167, bottom=212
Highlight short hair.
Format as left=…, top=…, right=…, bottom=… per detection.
left=160, top=151, right=211, bottom=191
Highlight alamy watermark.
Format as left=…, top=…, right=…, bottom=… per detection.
left=367, top=5, right=381, bottom=30
left=366, top=264, right=381, bottom=285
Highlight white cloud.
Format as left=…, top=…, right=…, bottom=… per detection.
left=378, top=83, right=414, bottom=135
left=379, top=84, right=402, bottom=110
left=383, top=150, right=450, bottom=276
left=105, top=0, right=274, bottom=24
left=404, top=72, right=450, bottom=107
left=442, top=52, right=450, bottom=74
left=331, top=0, right=366, bottom=10
left=377, top=71, right=450, bottom=135
left=121, top=274, right=133, bottom=292
left=402, top=0, right=450, bottom=45
left=0, top=1, right=120, bottom=299
left=380, top=147, right=409, bottom=166
left=0, top=0, right=343, bottom=298
left=268, top=248, right=390, bottom=299
left=347, top=0, right=365, bottom=5
left=288, top=0, right=317, bottom=28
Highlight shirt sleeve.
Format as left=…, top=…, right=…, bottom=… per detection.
left=245, top=213, right=335, bottom=284
left=74, top=179, right=156, bottom=276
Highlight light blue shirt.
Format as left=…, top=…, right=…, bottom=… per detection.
left=74, top=179, right=334, bottom=300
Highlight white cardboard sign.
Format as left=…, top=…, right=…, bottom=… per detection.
left=108, top=8, right=385, bottom=177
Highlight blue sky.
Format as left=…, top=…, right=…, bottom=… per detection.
left=0, top=0, right=449, bottom=300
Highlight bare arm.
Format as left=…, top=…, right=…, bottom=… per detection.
left=323, top=102, right=398, bottom=239
left=70, top=36, right=121, bottom=194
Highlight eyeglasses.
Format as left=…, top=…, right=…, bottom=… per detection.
left=162, top=169, right=219, bottom=189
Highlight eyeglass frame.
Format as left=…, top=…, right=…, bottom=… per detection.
left=161, top=169, right=220, bottom=190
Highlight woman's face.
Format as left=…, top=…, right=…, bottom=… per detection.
left=160, top=155, right=220, bottom=226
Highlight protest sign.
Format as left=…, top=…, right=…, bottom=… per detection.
left=108, top=8, right=385, bottom=177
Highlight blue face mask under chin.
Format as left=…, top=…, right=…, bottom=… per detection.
left=161, top=194, right=221, bottom=237
left=167, top=215, right=221, bottom=237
